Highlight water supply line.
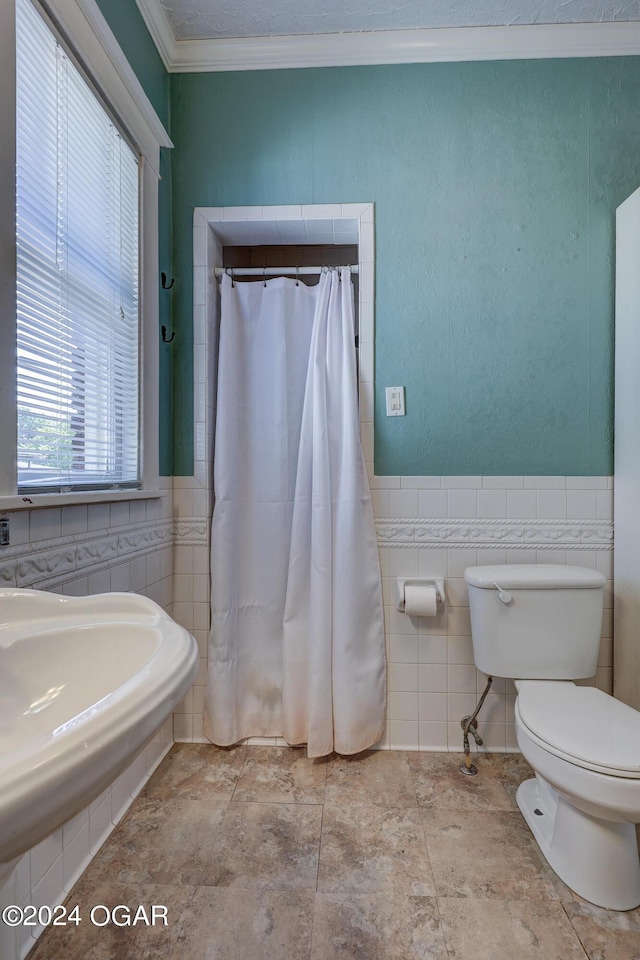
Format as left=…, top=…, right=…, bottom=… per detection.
left=459, top=675, right=493, bottom=776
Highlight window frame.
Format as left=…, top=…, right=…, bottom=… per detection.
left=0, top=0, right=172, bottom=509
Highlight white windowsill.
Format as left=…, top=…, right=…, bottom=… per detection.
left=0, top=489, right=168, bottom=511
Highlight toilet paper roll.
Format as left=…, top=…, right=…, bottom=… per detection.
left=404, top=584, right=438, bottom=617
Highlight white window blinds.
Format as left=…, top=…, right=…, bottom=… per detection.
left=16, top=0, right=140, bottom=492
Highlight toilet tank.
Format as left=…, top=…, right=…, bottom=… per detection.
left=464, top=565, right=605, bottom=679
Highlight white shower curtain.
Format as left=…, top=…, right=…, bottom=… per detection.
left=204, top=268, right=386, bottom=758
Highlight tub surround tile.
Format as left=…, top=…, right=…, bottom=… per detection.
left=232, top=746, right=327, bottom=804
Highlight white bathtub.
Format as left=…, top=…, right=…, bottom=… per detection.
left=0, top=589, right=198, bottom=876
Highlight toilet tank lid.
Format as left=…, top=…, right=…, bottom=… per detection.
left=464, top=564, right=605, bottom=589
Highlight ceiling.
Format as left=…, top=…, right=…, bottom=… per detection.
left=159, top=0, right=640, bottom=41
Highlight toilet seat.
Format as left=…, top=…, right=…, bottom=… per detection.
left=515, top=681, right=640, bottom=779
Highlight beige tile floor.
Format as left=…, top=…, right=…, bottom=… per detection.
left=28, top=745, right=640, bottom=960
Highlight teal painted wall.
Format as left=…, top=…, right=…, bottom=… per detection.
left=170, top=58, right=640, bottom=477
left=95, top=0, right=174, bottom=474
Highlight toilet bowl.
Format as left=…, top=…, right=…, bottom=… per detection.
left=513, top=680, right=640, bottom=910
left=464, top=563, right=640, bottom=911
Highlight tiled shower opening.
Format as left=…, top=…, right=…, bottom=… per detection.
left=177, top=203, right=614, bottom=753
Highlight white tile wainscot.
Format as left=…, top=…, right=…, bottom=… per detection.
left=172, top=472, right=613, bottom=752
left=373, top=475, right=613, bottom=753
left=0, top=484, right=177, bottom=960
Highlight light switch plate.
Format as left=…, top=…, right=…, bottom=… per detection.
left=385, top=386, right=405, bottom=417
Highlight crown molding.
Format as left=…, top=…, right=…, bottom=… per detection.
left=133, top=15, right=640, bottom=74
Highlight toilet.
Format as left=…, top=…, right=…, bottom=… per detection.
left=464, top=564, right=640, bottom=911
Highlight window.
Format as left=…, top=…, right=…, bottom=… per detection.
left=15, top=0, right=140, bottom=492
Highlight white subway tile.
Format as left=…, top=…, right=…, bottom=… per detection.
left=447, top=549, right=477, bottom=578
left=417, top=549, right=448, bottom=577
left=476, top=489, right=507, bottom=519
left=388, top=634, right=419, bottom=663
left=174, top=713, right=194, bottom=741
left=29, top=508, right=61, bottom=542
left=537, top=490, right=567, bottom=520
left=565, top=476, right=608, bottom=489
left=369, top=475, right=401, bottom=489
left=447, top=692, right=478, bottom=721
left=389, top=489, right=418, bottom=518
left=418, top=489, right=447, bottom=518
left=418, top=662, right=448, bottom=692
left=389, top=605, right=419, bottom=636
left=524, top=476, right=566, bottom=489
left=536, top=549, right=567, bottom=565
left=418, top=634, right=448, bottom=664
left=387, top=692, right=419, bottom=721
left=475, top=548, right=507, bottom=566
left=388, top=662, right=419, bottom=692
left=596, top=551, right=613, bottom=578
left=110, top=502, right=130, bottom=528
left=62, top=822, right=91, bottom=891
left=447, top=635, right=474, bottom=664
left=482, top=476, right=524, bottom=489
left=597, top=489, right=614, bottom=520
left=448, top=663, right=477, bottom=694
left=446, top=579, right=469, bottom=607
left=110, top=563, right=130, bottom=592
left=447, top=605, right=471, bottom=637
left=418, top=721, right=448, bottom=751
left=443, top=476, right=483, bottom=489
left=89, top=796, right=112, bottom=855
left=371, top=489, right=390, bottom=518
left=62, top=809, right=88, bottom=847
left=60, top=505, right=88, bottom=536
left=401, top=476, right=442, bottom=489
left=418, top=692, right=448, bottom=722
left=388, top=720, right=420, bottom=750
left=506, top=489, right=537, bottom=518
left=389, top=547, right=419, bottom=578
left=30, top=831, right=62, bottom=887
left=447, top=489, right=477, bottom=518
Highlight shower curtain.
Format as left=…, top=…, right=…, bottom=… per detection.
left=204, top=268, right=386, bottom=758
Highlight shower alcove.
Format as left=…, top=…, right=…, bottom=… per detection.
left=179, top=203, right=375, bottom=743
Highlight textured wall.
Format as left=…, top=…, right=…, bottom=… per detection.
left=170, top=57, right=640, bottom=477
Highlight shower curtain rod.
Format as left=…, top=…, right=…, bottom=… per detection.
left=214, top=264, right=359, bottom=278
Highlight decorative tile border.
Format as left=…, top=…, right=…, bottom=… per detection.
left=0, top=519, right=174, bottom=590
left=174, top=518, right=209, bottom=545
left=376, top=517, right=613, bottom=548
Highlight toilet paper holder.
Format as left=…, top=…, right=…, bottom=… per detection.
left=396, top=577, right=446, bottom=612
